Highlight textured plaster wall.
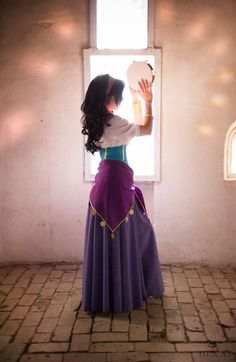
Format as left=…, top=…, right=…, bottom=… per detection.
left=0, top=0, right=90, bottom=262
left=153, top=0, right=236, bottom=265
left=0, top=0, right=235, bottom=265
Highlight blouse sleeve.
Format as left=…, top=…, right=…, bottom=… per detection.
left=100, top=115, right=140, bottom=147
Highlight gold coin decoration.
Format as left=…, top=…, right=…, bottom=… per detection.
left=100, top=220, right=106, bottom=227
left=91, top=209, right=96, bottom=216
left=129, top=209, right=134, bottom=215
left=111, top=233, right=115, bottom=239
left=125, top=217, right=129, bottom=222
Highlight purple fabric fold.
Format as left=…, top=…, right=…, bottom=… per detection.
left=82, top=199, right=164, bottom=313
left=82, top=159, right=164, bottom=313
left=90, top=160, right=145, bottom=231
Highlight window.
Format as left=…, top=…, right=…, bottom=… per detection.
left=84, top=0, right=160, bottom=182
left=224, top=120, right=236, bottom=181
left=96, top=0, right=148, bottom=49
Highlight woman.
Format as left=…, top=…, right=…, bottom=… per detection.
left=81, top=74, right=164, bottom=313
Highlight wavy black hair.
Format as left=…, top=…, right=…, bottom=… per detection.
left=81, top=74, right=125, bottom=154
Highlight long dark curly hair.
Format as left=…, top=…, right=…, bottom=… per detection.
left=81, top=74, right=125, bottom=154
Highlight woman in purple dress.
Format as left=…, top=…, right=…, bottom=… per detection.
left=81, top=74, right=164, bottom=313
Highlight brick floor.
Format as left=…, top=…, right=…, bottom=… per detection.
left=0, top=263, right=235, bottom=361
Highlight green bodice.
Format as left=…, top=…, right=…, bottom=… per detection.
left=99, top=145, right=128, bottom=164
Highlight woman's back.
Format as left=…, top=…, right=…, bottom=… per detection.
left=81, top=74, right=164, bottom=313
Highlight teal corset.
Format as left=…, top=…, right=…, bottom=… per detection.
left=99, top=145, right=128, bottom=164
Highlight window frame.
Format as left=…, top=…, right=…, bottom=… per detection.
left=90, top=0, right=155, bottom=49
left=83, top=0, right=161, bottom=183
left=224, top=120, right=236, bottom=181
left=83, top=48, right=162, bottom=182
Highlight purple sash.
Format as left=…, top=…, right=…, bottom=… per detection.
left=90, top=160, right=146, bottom=231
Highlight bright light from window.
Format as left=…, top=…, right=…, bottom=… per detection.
left=231, top=134, right=236, bottom=174
left=89, top=54, right=155, bottom=177
left=97, top=0, right=148, bottom=49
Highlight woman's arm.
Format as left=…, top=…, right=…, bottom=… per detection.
left=131, top=79, right=153, bottom=136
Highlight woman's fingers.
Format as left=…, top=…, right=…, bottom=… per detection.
left=137, top=79, right=153, bottom=102
left=144, top=79, right=149, bottom=88
left=139, top=80, right=147, bottom=95
left=137, top=79, right=152, bottom=103
left=138, top=79, right=152, bottom=92
left=138, top=79, right=145, bottom=93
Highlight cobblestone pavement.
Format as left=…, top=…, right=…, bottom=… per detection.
left=0, top=263, right=236, bottom=362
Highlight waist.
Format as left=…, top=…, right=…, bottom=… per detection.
left=99, top=145, right=128, bottom=164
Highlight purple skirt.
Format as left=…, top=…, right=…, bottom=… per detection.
left=82, top=161, right=164, bottom=313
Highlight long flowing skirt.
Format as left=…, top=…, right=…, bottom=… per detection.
left=82, top=192, right=164, bottom=313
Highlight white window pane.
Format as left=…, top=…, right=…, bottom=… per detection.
left=97, top=0, right=148, bottom=49
left=231, top=134, right=236, bottom=174
left=89, top=54, right=155, bottom=177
